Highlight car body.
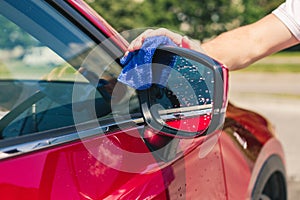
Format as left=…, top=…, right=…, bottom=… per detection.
left=0, top=0, right=286, bottom=199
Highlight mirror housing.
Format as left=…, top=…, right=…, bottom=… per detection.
left=138, top=46, right=228, bottom=138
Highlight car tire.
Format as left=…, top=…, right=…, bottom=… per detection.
left=251, top=155, right=287, bottom=200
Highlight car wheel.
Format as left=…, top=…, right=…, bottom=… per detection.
left=252, top=155, right=287, bottom=200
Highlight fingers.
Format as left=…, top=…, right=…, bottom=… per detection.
left=182, top=36, right=205, bottom=53
left=127, top=29, right=154, bottom=53
left=181, top=36, right=190, bottom=48
left=125, top=28, right=205, bottom=58
left=126, top=28, right=183, bottom=53
left=145, top=28, right=183, bottom=45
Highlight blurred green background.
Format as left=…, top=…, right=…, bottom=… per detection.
left=87, top=0, right=283, bottom=42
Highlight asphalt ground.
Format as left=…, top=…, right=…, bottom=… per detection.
left=229, top=72, right=300, bottom=200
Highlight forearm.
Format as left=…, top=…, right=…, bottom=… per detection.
left=201, top=14, right=299, bottom=70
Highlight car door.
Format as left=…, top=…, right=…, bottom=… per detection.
left=0, top=1, right=227, bottom=199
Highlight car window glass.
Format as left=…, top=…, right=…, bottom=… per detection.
left=0, top=1, right=138, bottom=140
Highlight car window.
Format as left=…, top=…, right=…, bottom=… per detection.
left=0, top=1, right=138, bottom=141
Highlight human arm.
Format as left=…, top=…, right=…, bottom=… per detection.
left=201, top=13, right=299, bottom=70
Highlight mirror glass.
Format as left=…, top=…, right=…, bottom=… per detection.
left=149, top=53, right=214, bottom=134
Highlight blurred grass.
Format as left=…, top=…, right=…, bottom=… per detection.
left=238, top=51, right=300, bottom=73
left=0, top=60, right=78, bottom=80
left=232, top=91, right=300, bottom=100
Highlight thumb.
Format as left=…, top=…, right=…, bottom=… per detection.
left=182, top=36, right=205, bottom=54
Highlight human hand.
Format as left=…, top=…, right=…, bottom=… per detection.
left=126, top=28, right=204, bottom=55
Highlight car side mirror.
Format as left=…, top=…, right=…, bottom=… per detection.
left=138, top=46, right=228, bottom=138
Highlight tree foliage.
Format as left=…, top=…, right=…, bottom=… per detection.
left=87, top=0, right=283, bottom=41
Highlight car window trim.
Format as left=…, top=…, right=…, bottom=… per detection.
left=0, top=115, right=144, bottom=160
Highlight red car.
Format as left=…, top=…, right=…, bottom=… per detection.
left=0, top=0, right=286, bottom=199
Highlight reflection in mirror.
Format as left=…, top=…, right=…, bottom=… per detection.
left=150, top=54, right=214, bottom=133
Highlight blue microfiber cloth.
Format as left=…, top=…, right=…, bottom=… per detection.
left=118, top=36, right=177, bottom=90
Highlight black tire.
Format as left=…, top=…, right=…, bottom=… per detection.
left=251, top=155, right=287, bottom=200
